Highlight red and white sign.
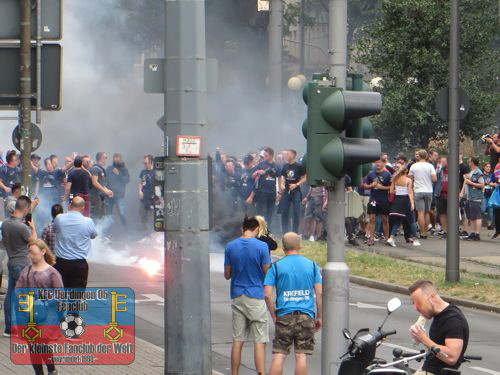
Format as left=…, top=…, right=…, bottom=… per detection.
left=176, top=135, right=202, bottom=157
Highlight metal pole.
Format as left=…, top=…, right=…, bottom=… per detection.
left=299, top=0, right=305, bottom=74
left=163, top=0, right=212, bottom=373
left=35, top=0, right=42, bottom=124
left=19, top=0, right=32, bottom=194
left=446, top=0, right=460, bottom=282
left=269, top=0, right=282, bottom=116
left=322, top=0, right=349, bottom=374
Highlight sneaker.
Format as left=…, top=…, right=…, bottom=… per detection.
left=420, top=235, right=428, bottom=240
left=474, top=234, right=481, bottom=241
left=348, top=238, right=359, bottom=246
left=464, top=233, right=477, bottom=241
left=440, top=232, right=447, bottom=239
left=2, top=332, right=11, bottom=337
left=309, top=236, right=315, bottom=242
left=459, top=230, right=468, bottom=237
left=387, top=238, right=396, bottom=247
left=413, top=239, right=422, bottom=247
left=405, top=237, right=413, bottom=243
left=491, top=232, right=500, bottom=240
left=48, top=371, right=59, bottom=375
left=487, top=224, right=494, bottom=230
left=367, top=238, right=375, bottom=246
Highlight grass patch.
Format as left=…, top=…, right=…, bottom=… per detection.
left=273, top=241, right=500, bottom=306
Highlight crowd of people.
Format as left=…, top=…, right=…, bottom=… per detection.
left=0, top=150, right=157, bottom=234
left=0, top=150, right=160, bottom=374
left=213, top=134, right=500, bottom=247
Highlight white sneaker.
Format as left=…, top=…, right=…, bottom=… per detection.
left=2, top=332, right=11, bottom=337
left=309, top=236, right=315, bottom=242
left=413, top=239, right=422, bottom=247
left=387, top=238, right=396, bottom=247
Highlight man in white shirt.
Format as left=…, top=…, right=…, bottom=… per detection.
left=409, top=150, right=437, bottom=239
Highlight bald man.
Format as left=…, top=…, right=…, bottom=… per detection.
left=53, top=196, right=97, bottom=288
left=409, top=280, right=469, bottom=374
left=264, top=232, right=322, bottom=375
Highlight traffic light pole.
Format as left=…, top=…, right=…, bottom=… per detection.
left=163, top=0, right=212, bottom=373
left=322, top=0, right=349, bottom=374
left=269, top=0, right=283, bottom=117
left=446, top=0, right=460, bottom=282
left=20, top=0, right=32, bottom=193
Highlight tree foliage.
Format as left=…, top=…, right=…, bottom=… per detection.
left=355, top=0, right=500, bottom=152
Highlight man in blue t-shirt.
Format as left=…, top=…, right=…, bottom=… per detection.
left=264, top=232, right=322, bottom=374
left=224, top=216, right=271, bottom=375
left=363, top=157, right=392, bottom=246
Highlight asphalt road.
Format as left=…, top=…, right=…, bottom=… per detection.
left=86, top=251, right=500, bottom=375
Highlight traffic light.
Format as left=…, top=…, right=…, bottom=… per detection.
left=302, top=73, right=381, bottom=186
left=346, top=73, right=379, bottom=186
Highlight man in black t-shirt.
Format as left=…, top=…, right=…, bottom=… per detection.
left=250, top=147, right=279, bottom=228
left=89, top=152, right=114, bottom=221
left=409, top=280, right=469, bottom=375
left=64, top=157, right=92, bottom=216
left=279, top=149, right=306, bottom=234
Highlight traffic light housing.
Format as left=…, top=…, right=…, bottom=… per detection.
left=302, top=73, right=381, bottom=186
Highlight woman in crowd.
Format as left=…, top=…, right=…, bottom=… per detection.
left=16, top=239, right=63, bottom=375
left=482, top=163, right=495, bottom=230
left=386, top=165, right=421, bottom=247
left=489, top=161, right=500, bottom=239
left=255, top=215, right=278, bottom=252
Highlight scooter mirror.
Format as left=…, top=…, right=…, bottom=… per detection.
left=342, top=328, right=351, bottom=340
left=387, top=298, right=402, bottom=313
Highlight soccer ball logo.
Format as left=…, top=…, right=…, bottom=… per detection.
left=60, top=313, right=86, bottom=339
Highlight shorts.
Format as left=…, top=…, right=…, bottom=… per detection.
left=305, top=197, right=324, bottom=220
left=273, top=314, right=315, bottom=355
left=465, top=200, right=482, bottom=220
left=231, top=295, right=269, bottom=343
left=415, top=192, right=433, bottom=212
left=437, top=197, right=447, bottom=216
left=367, top=199, right=390, bottom=216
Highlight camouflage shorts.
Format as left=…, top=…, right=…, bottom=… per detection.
left=273, top=314, right=315, bottom=355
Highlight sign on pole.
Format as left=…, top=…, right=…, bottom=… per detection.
left=0, top=44, right=61, bottom=110
left=0, top=0, right=62, bottom=40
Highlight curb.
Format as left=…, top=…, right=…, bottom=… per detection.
left=350, top=275, right=500, bottom=315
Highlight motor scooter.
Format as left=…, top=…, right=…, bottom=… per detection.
left=338, top=297, right=403, bottom=374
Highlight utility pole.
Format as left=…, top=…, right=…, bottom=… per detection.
left=446, top=0, right=460, bottom=282
left=269, top=0, right=283, bottom=116
left=20, top=0, right=32, bottom=193
left=163, top=0, right=212, bottom=373
left=299, top=0, right=306, bottom=74
left=322, top=0, right=349, bottom=374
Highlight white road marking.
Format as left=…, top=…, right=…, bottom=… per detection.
left=349, top=302, right=386, bottom=309
left=469, top=368, right=500, bottom=375
left=381, top=341, right=420, bottom=353
left=135, top=293, right=164, bottom=306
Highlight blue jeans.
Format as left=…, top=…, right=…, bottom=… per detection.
left=482, top=196, right=494, bottom=223
left=280, top=188, right=302, bottom=233
left=105, top=196, right=127, bottom=235
left=4, top=263, right=28, bottom=334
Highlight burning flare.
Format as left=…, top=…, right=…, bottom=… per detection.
left=138, top=257, right=162, bottom=277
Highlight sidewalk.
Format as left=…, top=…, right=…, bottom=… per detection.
left=352, top=227, right=500, bottom=276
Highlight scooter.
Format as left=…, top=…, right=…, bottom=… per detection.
left=338, top=297, right=403, bottom=374
left=389, top=347, right=482, bottom=375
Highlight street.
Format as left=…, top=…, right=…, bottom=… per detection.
left=86, top=249, right=500, bottom=375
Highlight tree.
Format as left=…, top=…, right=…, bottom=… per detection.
left=355, top=0, right=500, bottom=152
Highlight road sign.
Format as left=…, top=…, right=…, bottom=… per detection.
left=435, top=87, right=470, bottom=122
left=12, top=123, right=42, bottom=152
left=0, top=0, right=62, bottom=40
left=0, top=44, right=61, bottom=110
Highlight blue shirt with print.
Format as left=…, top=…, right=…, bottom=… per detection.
left=365, top=170, right=392, bottom=202
left=264, top=255, right=322, bottom=318
left=224, top=237, right=271, bottom=300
